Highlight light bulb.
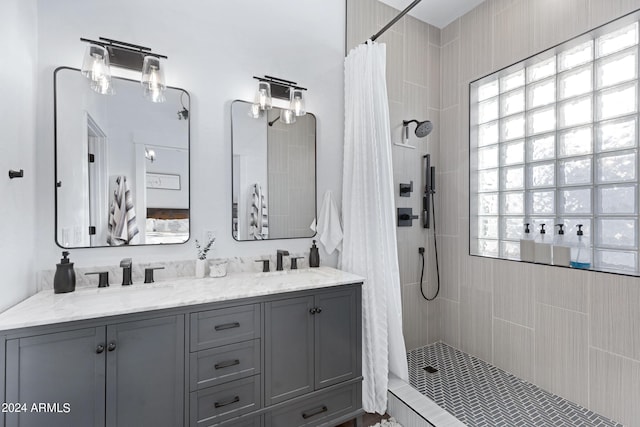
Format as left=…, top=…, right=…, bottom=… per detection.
left=255, top=82, right=272, bottom=110
left=280, top=108, right=296, bottom=125
left=289, top=88, right=306, bottom=116
left=248, top=103, right=262, bottom=118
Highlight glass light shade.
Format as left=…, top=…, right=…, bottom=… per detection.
left=141, top=56, right=166, bottom=103
left=90, top=75, right=115, bottom=95
left=81, top=44, right=114, bottom=94
left=248, top=103, right=263, bottom=119
left=289, top=88, right=306, bottom=116
left=256, top=82, right=272, bottom=110
left=81, top=45, right=110, bottom=80
left=280, top=108, right=296, bottom=124
left=144, top=86, right=166, bottom=103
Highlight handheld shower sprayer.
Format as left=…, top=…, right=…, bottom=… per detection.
left=403, top=119, right=433, bottom=143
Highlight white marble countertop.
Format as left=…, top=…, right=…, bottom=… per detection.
left=0, top=267, right=364, bottom=332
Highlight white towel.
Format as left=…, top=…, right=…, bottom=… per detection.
left=107, top=176, right=139, bottom=246
left=313, top=190, right=343, bottom=254
left=249, top=184, right=269, bottom=240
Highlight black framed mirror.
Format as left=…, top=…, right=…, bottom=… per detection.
left=231, top=100, right=317, bottom=241
left=54, top=67, right=190, bottom=248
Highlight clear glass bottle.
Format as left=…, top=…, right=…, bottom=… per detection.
left=570, top=224, right=591, bottom=269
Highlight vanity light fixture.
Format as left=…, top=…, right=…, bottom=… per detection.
left=81, top=44, right=114, bottom=95
left=251, top=75, right=307, bottom=115
left=144, top=147, right=156, bottom=163
left=80, top=37, right=168, bottom=102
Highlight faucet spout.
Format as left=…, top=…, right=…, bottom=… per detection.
left=276, top=250, right=290, bottom=271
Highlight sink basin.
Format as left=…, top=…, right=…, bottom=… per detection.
left=252, top=268, right=333, bottom=279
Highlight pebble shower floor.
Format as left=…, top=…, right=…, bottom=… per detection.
left=407, top=342, right=622, bottom=427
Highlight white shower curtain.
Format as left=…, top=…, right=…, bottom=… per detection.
left=342, top=41, right=409, bottom=414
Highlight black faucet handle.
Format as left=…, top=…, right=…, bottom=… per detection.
left=86, top=271, right=110, bottom=288
left=290, top=256, right=305, bottom=270
left=255, top=259, right=270, bottom=272
left=144, top=266, right=165, bottom=284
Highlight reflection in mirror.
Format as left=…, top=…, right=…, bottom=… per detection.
left=55, top=67, right=190, bottom=248
left=231, top=100, right=316, bottom=241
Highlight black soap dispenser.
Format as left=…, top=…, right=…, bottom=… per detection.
left=54, top=251, right=76, bottom=294
left=309, top=240, right=320, bottom=268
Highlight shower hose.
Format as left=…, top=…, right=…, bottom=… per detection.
left=420, top=190, right=440, bottom=301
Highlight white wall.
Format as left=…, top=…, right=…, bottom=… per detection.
left=0, top=0, right=38, bottom=311
left=34, top=0, right=345, bottom=271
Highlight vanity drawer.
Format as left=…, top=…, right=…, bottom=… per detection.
left=190, top=340, right=261, bottom=391
left=191, top=304, right=260, bottom=351
left=190, top=375, right=261, bottom=426
left=265, top=382, right=360, bottom=427
left=217, top=414, right=262, bottom=427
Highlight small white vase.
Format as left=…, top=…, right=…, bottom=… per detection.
left=195, top=259, right=207, bottom=278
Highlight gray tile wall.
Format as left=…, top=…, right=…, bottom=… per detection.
left=346, top=0, right=442, bottom=351
left=438, top=1, right=640, bottom=425
left=347, top=1, right=640, bottom=425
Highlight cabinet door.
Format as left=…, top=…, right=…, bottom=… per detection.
left=264, top=296, right=314, bottom=405
left=5, top=327, right=106, bottom=427
left=314, top=288, right=360, bottom=389
left=105, top=315, right=184, bottom=427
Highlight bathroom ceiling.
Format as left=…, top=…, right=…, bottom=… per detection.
left=378, top=0, right=486, bottom=29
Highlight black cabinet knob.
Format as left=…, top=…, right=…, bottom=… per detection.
left=316, top=307, right=322, bottom=314
left=107, top=342, right=117, bottom=352
left=309, top=308, right=317, bottom=314
left=96, top=344, right=105, bottom=354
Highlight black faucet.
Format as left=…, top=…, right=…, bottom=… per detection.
left=276, top=250, right=289, bottom=271
left=120, top=258, right=133, bottom=286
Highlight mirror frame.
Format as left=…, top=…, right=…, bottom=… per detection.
left=53, top=66, right=191, bottom=249
left=230, top=99, right=317, bottom=242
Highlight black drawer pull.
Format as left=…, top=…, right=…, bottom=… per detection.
left=214, top=322, right=240, bottom=331
left=214, top=395, right=240, bottom=408
left=214, top=359, right=240, bottom=370
left=107, top=342, right=117, bottom=352
left=96, top=344, right=105, bottom=354
left=301, top=405, right=328, bottom=419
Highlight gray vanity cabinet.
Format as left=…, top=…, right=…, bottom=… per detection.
left=265, top=287, right=360, bottom=408
left=5, top=327, right=106, bottom=427
left=4, top=314, right=184, bottom=427
left=264, top=296, right=315, bottom=405
left=105, top=315, right=184, bottom=427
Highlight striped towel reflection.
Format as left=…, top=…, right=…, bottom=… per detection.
left=249, top=184, right=269, bottom=240
left=107, top=176, right=139, bottom=246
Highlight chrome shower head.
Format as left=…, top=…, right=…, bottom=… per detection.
left=403, top=119, right=433, bottom=140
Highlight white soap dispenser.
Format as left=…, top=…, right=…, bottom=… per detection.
left=552, top=224, right=571, bottom=266
left=534, top=223, right=552, bottom=264
left=519, top=223, right=535, bottom=262
left=570, top=224, right=591, bottom=269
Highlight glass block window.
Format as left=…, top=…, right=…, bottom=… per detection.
left=470, top=16, right=640, bottom=275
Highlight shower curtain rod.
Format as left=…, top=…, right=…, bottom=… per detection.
left=368, top=0, right=423, bottom=42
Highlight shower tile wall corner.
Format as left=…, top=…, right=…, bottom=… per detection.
left=347, top=0, right=442, bottom=351
left=437, top=0, right=640, bottom=426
